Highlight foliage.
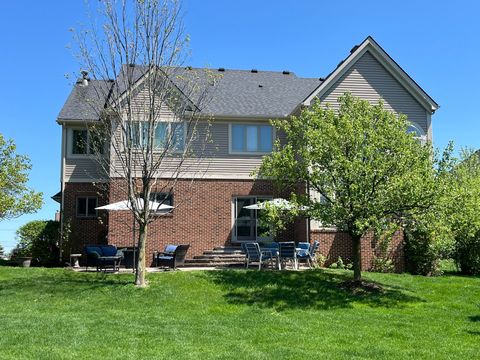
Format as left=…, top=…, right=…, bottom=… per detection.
left=0, top=133, right=43, bottom=220
left=329, top=257, right=352, bottom=270
left=371, top=256, right=394, bottom=273
left=0, top=243, right=4, bottom=258
left=448, top=150, right=480, bottom=274
left=258, top=93, right=438, bottom=282
left=14, top=220, right=60, bottom=266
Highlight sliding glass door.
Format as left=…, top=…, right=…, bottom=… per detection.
left=233, top=196, right=272, bottom=242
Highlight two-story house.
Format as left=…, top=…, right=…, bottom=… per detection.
left=55, top=36, right=438, bottom=271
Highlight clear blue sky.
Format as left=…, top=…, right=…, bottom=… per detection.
left=0, top=0, right=479, bottom=253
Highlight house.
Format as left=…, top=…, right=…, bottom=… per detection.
left=55, top=36, right=438, bottom=271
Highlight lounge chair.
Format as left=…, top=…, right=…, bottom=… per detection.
left=243, top=242, right=274, bottom=270
left=84, top=245, right=123, bottom=272
left=278, top=242, right=298, bottom=270
left=154, top=244, right=190, bottom=270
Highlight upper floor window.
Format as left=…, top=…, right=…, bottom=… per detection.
left=131, top=121, right=184, bottom=151
left=230, top=124, right=273, bottom=154
left=407, top=123, right=427, bottom=144
left=71, top=129, right=104, bottom=155
left=76, top=196, right=98, bottom=218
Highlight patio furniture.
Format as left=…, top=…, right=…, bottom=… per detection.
left=69, top=253, right=82, bottom=268
left=278, top=242, right=298, bottom=270
left=296, top=242, right=312, bottom=268
left=243, top=242, right=274, bottom=270
left=154, top=244, right=190, bottom=270
left=84, top=245, right=122, bottom=272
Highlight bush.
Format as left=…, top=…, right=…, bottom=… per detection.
left=15, top=220, right=60, bottom=267
left=404, top=221, right=443, bottom=276
left=455, top=230, right=480, bottom=275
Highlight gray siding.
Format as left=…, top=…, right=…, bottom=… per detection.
left=320, top=50, right=428, bottom=133
left=65, top=157, right=106, bottom=181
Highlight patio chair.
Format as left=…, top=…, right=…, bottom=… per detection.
left=278, top=242, right=298, bottom=270
left=296, top=242, right=312, bottom=268
left=243, top=242, right=274, bottom=270
left=155, top=244, right=190, bottom=270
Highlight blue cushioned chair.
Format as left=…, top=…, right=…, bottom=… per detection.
left=278, top=242, right=298, bottom=270
left=296, top=242, right=312, bottom=268
left=155, top=244, right=190, bottom=270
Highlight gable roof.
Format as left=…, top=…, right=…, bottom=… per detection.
left=57, top=67, right=321, bottom=121
left=302, top=36, right=439, bottom=113
left=57, top=36, right=438, bottom=122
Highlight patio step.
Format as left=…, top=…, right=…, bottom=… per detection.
left=182, top=245, right=246, bottom=268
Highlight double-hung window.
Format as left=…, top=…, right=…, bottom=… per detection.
left=230, top=124, right=273, bottom=153
left=76, top=197, right=98, bottom=218
left=71, top=129, right=104, bottom=155
left=150, top=192, right=174, bottom=214
left=131, top=121, right=184, bottom=151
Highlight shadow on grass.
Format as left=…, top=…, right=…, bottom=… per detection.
left=469, top=315, right=480, bottom=322
left=204, top=269, right=423, bottom=311
left=0, top=268, right=134, bottom=297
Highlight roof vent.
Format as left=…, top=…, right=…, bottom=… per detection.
left=251, top=69, right=258, bottom=73
left=79, top=70, right=89, bottom=86
left=350, top=45, right=360, bottom=53
left=319, top=77, right=325, bottom=81
left=282, top=70, right=290, bottom=75
left=185, top=66, right=192, bottom=70
left=258, top=84, right=263, bottom=88
left=128, top=63, right=135, bottom=67
left=218, top=67, right=225, bottom=72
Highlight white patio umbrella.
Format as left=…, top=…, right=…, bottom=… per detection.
left=95, top=198, right=174, bottom=271
left=244, top=198, right=307, bottom=211
left=95, top=198, right=174, bottom=212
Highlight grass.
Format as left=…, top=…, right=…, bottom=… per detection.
left=0, top=267, right=479, bottom=359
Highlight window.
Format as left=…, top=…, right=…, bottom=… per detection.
left=150, top=192, right=174, bottom=213
left=76, top=197, right=98, bottom=218
left=131, top=121, right=184, bottom=151
left=71, top=129, right=104, bottom=155
left=231, top=124, right=273, bottom=153
left=407, top=123, right=427, bottom=144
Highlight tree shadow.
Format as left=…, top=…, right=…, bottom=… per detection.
left=204, top=269, right=424, bottom=311
left=469, top=315, right=480, bottom=322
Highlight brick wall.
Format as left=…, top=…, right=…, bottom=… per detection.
left=311, top=229, right=405, bottom=272
left=62, top=182, right=109, bottom=255
left=107, top=178, right=305, bottom=266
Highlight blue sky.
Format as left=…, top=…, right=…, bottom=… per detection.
left=0, top=0, right=479, bottom=253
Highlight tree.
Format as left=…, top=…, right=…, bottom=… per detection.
left=0, top=133, right=43, bottom=220
left=15, top=220, right=60, bottom=266
left=73, top=0, right=214, bottom=286
left=257, top=93, right=437, bottom=283
left=0, top=243, right=4, bottom=258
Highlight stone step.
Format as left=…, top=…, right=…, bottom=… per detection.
left=193, top=254, right=245, bottom=260
left=213, top=246, right=243, bottom=251
left=185, top=258, right=245, bottom=264
left=181, top=262, right=244, bottom=268
left=203, top=249, right=245, bottom=255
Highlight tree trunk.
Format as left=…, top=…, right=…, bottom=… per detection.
left=352, top=233, right=362, bottom=283
left=135, top=222, right=147, bottom=287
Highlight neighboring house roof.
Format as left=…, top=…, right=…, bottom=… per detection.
left=57, top=36, right=438, bottom=122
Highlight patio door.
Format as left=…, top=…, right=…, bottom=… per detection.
left=233, top=196, right=272, bottom=242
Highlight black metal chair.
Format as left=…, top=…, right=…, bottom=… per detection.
left=155, top=244, right=190, bottom=270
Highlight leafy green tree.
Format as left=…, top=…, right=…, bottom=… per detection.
left=258, top=93, right=438, bottom=283
left=15, top=220, right=60, bottom=266
left=0, top=243, right=4, bottom=258
left=0, top=133, right=43, bottom=220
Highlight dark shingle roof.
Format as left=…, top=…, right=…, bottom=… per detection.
left=57, top=67, right=321, bottom=121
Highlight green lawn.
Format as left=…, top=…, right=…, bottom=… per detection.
left=0, top=267, right=478, bottom=359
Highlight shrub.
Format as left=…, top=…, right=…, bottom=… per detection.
left=15, top=220, right=60, bottom=266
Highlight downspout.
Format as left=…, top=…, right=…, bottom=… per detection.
left=59, top=124, right=66, bottom=264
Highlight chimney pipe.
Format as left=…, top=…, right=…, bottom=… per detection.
left=80, top=70, right=89, bottom=86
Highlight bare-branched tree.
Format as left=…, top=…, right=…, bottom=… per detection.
left=71, top=0, right=215, bottom=286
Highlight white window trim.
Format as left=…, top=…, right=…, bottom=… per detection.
left=67, top=128, right=98, bottom=159
left=128, top=120, right=186, bottom=154
left=228, top=123, right=275, bottom=155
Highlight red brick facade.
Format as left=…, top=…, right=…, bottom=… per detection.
left=63, top=179, right=405, bottom=271
left=311, top=229, right=405, bottom=272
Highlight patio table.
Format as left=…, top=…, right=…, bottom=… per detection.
left=97, top=256, right=122, bottom=272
